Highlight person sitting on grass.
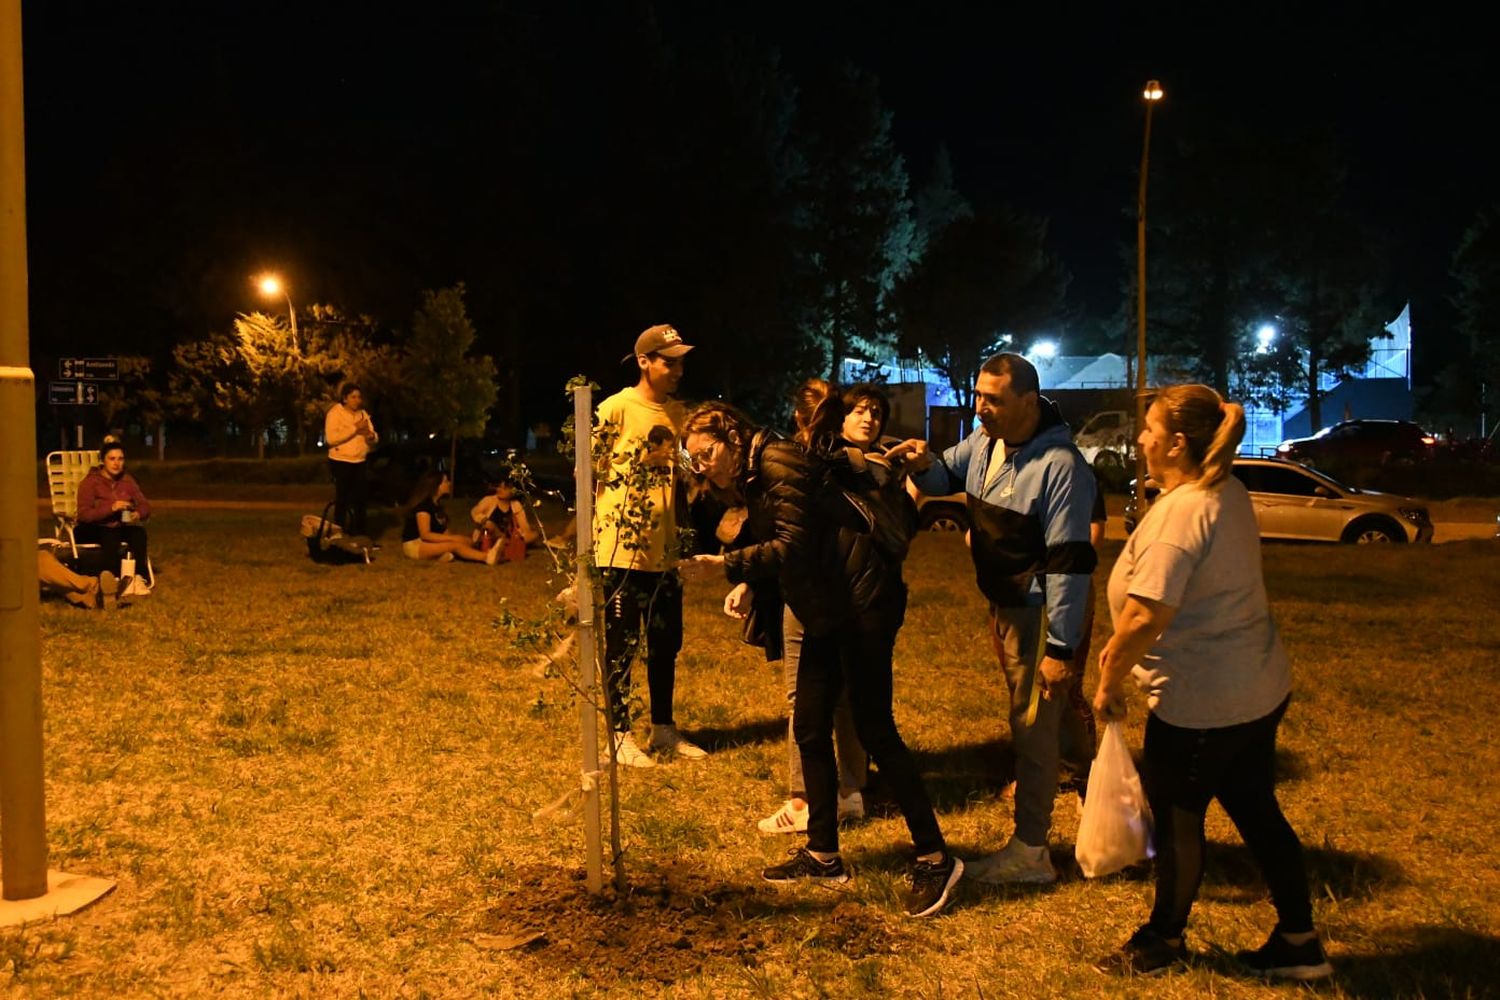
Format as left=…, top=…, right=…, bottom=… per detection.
left=37, top=548, right=130, bottom=610
left=75, top=441, right=154, bottom=591
left=470, top=475, right=541, bottom=563
left=400, top=471, right=498, bottom=564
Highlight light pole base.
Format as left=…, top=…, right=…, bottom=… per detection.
left=0, top=870, right=115, bottom=927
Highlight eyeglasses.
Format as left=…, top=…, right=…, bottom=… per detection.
left=687, top=441, right=722, bottom=475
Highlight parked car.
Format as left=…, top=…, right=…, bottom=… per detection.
left=1073, top=409, right=1133, bottom=468
left=1123, top=457, right=1433, bottom=544
left=1275, top=419, right=1437, bottom=467
left=915, top=490, right=969, bottom=533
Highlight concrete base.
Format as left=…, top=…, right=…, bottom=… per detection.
left=0, top=870, right=114, bottom=927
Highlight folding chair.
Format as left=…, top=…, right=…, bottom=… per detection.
left=45, top=450, right=99, bottom=559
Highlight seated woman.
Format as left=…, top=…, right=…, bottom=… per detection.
left=75, top=442, right=154, bottom=589
left=401, top=471, right=495, bottom=564
left=469, top=476, right=541, bottom=563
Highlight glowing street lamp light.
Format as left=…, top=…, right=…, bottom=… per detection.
left=1256, top=324, right=1277, bottom=353
left=1029, top=339, right=1059, bottom=360
left=1134, top=79, right=1164, bottom=515
left=254, top=273, right=298, bottom=346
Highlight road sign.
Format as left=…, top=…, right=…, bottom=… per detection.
left=58, top=357, right=119, bottom=381
left=47, top=381, right=98, bottom=405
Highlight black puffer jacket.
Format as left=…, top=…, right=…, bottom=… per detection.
left=723, top=429, right=902, bottom=637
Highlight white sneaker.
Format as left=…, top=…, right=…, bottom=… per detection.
left=838, top=790, right=865, bottom=822
left=965, top=836, right=1057, bottom=885
left=757, top=800, right=808, bottom=835
left=612, top=732, right=656, bottom=769
left=649, top=725, right=707, bottom=760
left=123, top=575, right=152, bottom=598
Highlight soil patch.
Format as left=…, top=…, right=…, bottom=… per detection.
left=479, top=864, right=903, bottom=987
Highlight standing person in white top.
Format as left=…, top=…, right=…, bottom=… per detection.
left=325, top=383, right=379, bottom=536
left=593, top=324, right=706, bottom=768
left=1092, top=384, right=1331, bottom=981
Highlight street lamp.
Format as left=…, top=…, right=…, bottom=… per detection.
left=255, top=273, right=298, bottom=347
left=1134, top=79, right=1164, bottom=515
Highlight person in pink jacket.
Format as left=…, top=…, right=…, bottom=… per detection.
left=75, top=442, right=153, bottom=588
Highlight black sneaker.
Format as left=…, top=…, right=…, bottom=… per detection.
left=762, top=847, right=851, bottom=884
left=1236, top=930, right=1333, bottom=981
left=1096, top=925, right=1187, bottom=976
left=904, top=854, right=963, bottom=918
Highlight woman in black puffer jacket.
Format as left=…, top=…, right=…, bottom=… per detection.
left=682, top=401, right=962, bottom=919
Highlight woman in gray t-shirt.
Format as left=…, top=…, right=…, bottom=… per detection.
left=1091, top=385, right=1331, bottom=982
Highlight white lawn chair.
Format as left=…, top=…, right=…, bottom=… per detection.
left=45, top=450, right=99, bottom=559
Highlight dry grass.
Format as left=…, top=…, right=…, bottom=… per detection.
left=8, top=508, right=1499, bottom=997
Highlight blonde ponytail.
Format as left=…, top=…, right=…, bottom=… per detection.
left=1155, top=384, right=1245, bottom=489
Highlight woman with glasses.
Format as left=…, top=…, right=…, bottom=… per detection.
left=682, top=399, right=961, bottom=919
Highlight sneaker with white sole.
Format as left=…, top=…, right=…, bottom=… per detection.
left=762, top=847, right=851, bottom=884
left=611, top=732, right=656, bottom=769
left=965, top=836, right=1057, bottom=885
left=758, top=800, right=808, bottom=835
left=905, top=853, right=963, bottom=917
left=649, top=725, right=707, bottom=760
left=1235, top=930, right=1333, bottom=981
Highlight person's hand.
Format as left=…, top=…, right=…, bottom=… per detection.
left=1038, top=655, right=1072, bottom=699
left=723, top=582, right=752, bottom=620
left=1092, top=685, right=1128, bottom=722
left=679, top=552, right=724, bottom=580
left=883, top=438, right=932, bottom=472
left=111, top=499, right=133, bottom=512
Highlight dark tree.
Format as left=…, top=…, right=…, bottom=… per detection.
left=895, top=202, right=1069, bottom=408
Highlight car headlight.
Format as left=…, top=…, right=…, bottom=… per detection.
left=1276, top=443, right=1292, bottom=454
left=1398, top=507, right=1429, bottom=524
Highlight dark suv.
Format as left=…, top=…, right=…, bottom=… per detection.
left=1275, top=419, right=1436, bottom=467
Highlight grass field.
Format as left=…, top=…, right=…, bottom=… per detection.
left=8, top=508, right=1500, bottom=997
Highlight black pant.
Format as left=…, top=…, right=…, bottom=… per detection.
left=329, top=459, right=369, bottom=536
left=601, top=568, right=683, bottom=732
left=1144, top=696, right=1315, bottom=939
left=74, top=523, right=151, bottom=584
left=794, top=601, right=946, bottom=858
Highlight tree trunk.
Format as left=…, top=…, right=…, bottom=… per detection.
left=449, top=432, right=459, bottom=484
left=256, top=426, right=266, bottom=461
left=1306, top=350, right=1323, bottom=433
left=157, top=421, right=166, bottom=461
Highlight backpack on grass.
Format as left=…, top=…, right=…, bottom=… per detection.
left=302, top=501, right=375, bottom=565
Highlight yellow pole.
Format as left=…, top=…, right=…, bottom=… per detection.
left=0, top=0, right=51, bottom=901
left=1134, top=84, right=1161, bottom=516
left=571, top=384, right=602, bottom=894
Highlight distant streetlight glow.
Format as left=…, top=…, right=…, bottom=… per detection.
left=257, top=274, right=283, bottom=298
left=1256, top=324, right=1277, bottom=353
left=1030, top=339, right=1059, bottom=360
left=1143, top=81, right=1164, bottom=102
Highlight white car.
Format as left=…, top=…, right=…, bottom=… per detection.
left=1124, top=457, right=1433, bottom=544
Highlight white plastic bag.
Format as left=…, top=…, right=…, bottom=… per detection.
left=1075, top=722, right=1155, bottom=878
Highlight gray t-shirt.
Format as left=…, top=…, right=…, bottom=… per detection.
left=1107, top=476, right=1290, bottom=728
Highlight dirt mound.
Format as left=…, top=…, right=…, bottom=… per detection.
left=479, top=864, right=902, bottom=986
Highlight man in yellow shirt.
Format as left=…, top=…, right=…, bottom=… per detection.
left=594, top=324, right=705, bottom=767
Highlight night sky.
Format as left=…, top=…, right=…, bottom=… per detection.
left=19, top=3, right=1497, bottom=404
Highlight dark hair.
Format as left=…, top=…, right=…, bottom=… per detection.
left=979, top=353, right=1040, bottom=396
left=339, top=382, right=362, bottom=402
left=841, top=382, right=890, bottom=440
left=404, top=470, right=449, bottom=510
left=100, top=442, right=126, bottom=461
left=791, top=377, right=842, bottom=450
left=1153, top=384, right=1246, bottom=489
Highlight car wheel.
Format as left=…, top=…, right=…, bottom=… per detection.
left=1093, top=449, right=1123, bottom=470
left=1342, top=517, right=1404, bottom=544
left=918, top=504, right=968, bottom=533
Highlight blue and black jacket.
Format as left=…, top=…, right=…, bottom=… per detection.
left=911, top=399, right=1098, bottom=659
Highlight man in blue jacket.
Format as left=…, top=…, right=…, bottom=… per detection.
left=905, top=352, right=1098, bottom=884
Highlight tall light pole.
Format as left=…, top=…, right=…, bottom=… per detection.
left=1134, top=80, right=1164, bottom=515
left=256, top=273, right=298, bottom=348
